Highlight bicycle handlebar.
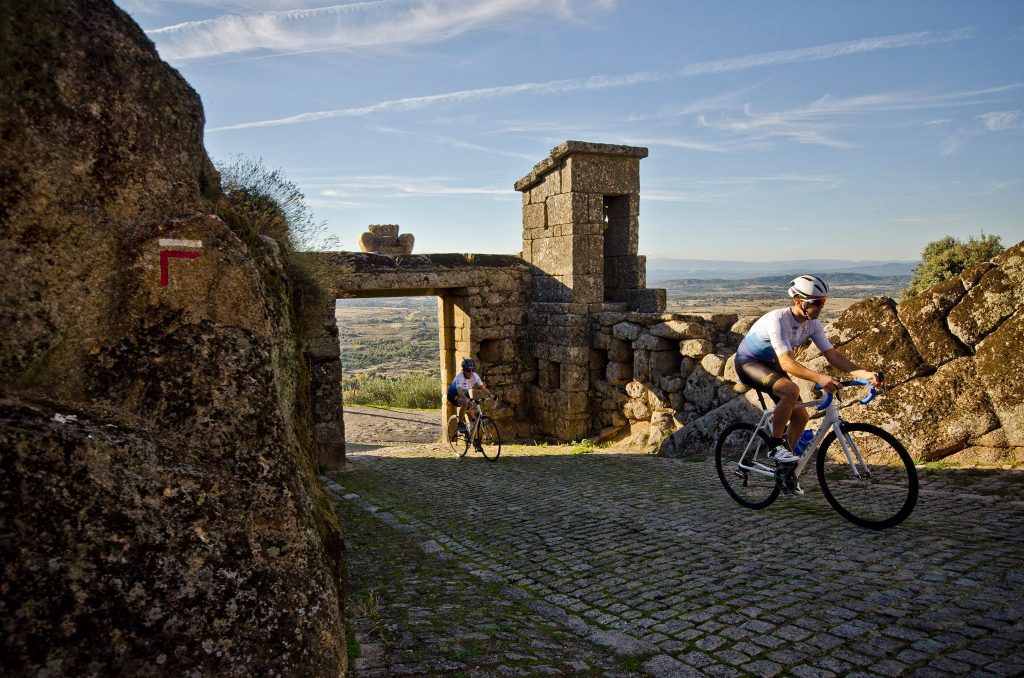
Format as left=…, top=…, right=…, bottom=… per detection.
left=812, top=379, right=878, bottom=408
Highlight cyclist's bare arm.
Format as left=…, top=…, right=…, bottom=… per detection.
left=822, top=349, right=884, bottom=387
left=778, top=352, right=842, bottom=392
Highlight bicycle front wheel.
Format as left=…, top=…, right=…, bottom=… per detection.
left=476, top=417, right=501, bottom=461
left=446, top=415, right=468, bottom=458
left=715, top=422, right=780, bottom=509
left=816, top=422, right=918, bottom=529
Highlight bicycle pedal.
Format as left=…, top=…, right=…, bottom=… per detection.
left=774, top=464, right=798, bottom=494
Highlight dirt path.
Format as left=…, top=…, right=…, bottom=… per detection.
left=343, top=405, right=442, bottom=446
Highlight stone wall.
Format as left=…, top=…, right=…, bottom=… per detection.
left=588, top=312, right=745, bottom=450
left=303, top=294, right=347, bottom=467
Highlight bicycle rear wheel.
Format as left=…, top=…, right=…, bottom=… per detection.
left=446, top=415, right=468, bottom=458
left=476, top=417, right=501, bottom=461
left=816, top=422, right=918, bottom=529
left=715, top=422, right=780, bottom=509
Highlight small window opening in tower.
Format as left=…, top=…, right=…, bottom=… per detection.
left=603, top=195, right=630, bottom=299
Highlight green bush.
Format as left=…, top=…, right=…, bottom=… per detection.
left=344, top=373, right=441, bottom=409
left=215, top=154, right=338, bottom=252
left=901, top=231, right=1004, bottom=301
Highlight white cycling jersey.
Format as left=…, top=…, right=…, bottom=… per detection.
left=451, top=371, right=483, bottom=395
left=736, top=307, right=833, bottom=364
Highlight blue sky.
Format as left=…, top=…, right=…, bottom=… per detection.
left=117, top=0, right=1024, bottom=261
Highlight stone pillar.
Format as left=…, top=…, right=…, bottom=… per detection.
left=515, top=141, right=665, bottom=440
left=437, top=292, right=474, bottom=433
left=438, top=294, right=457, bottom=431
left=305, top=298, right=346, bottom=467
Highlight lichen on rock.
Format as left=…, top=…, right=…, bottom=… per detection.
left=1, top=0, right=346, bottom=674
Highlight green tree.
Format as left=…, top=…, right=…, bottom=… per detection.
left=900, top=231, right=1004, bottom=301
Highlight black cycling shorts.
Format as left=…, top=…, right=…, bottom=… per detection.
left=735, top=359, right=788, bottom=403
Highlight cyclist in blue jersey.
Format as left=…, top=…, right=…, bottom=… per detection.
left=447, top=358, right=493, bottom=451
left=735, top=275, right=884, bottom=468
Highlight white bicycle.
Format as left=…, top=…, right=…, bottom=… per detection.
left=715, top=380, right=918, bottom=529
left=446, top=396, right=501, bottom=461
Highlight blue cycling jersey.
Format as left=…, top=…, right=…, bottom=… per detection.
left=736, top=308, right=834, bottom=364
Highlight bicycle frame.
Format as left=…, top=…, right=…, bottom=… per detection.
left=460, top=396, right=493, bottom=442
left=738, top=387, right=872, bottom=483
left=465, top=400, right=485, bottom=441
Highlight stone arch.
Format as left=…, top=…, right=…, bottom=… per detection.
left=305, top=252, right=535, bottom=458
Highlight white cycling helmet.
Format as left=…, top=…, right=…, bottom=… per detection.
left=788, top=274, right=829, bottom=299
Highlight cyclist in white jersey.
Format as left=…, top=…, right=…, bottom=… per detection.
left=446, top=358, right=493, bottom=450
left=735, top=275, right=884, bottom=464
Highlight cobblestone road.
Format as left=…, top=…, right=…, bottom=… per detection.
left=324, top=444, right=1024, bottom=677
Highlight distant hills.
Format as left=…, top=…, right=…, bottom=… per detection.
left=646, top=258, right=918, bottom=283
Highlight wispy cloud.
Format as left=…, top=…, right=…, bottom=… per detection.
left=642, top=173, right=840, bottom=203
left=208, top=28, right=974, bottom=132
left=302, top=173, right=512, bottom=206
left=123, top=0, right=303, bottom=12
left=148, top=0, right=614, bottom=61
left=208, top=72, right=667, bottom=131
left=367, top=124, right=537, bottom=160
left=698, top=108, right=854, bottom=149
left=697, top=85, right=1024, bottom=149
left=978, top=110, right=1024, bottom=130
left=970, top=179, right=1022, bottom=195
left=619, top=136, right=740, bottom=153
left=697, top=174, right=842, bottom=191
left=675, top=28, right=973, bottom=77
left=642, top=191, right=727, bottom=204
left=940, top=131, right=970, bottom=157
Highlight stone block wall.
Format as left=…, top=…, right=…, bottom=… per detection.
left=443, top=271, right=535, bottom=437
left=588, top=312, right=747, bottom=450
left=515, top=141, right=666, bottom=441
left=529, top=302, right=593, bottom=440
left=516, top=141, right=660, bottom=312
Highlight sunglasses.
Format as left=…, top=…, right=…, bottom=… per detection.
left=802, top=297, right=827, bottom=307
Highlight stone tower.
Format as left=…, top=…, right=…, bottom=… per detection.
left=516, top=141, right=665, bottom=439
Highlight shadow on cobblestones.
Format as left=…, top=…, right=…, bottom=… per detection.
left=325, top=445, right=1024, bottom=677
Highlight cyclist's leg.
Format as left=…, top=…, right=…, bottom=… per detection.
left=784, top=393, right=809, bottom=450
left=735, top=359, right=786, bottom=432
left=458, top=394, right=472, bottom=429
left=736, top=359, right=801, bottom=453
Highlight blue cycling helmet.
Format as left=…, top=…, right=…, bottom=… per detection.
left=461, top=358, right=476, bottom=370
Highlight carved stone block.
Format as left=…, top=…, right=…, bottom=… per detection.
left=358, top=224, right=414, bottom=256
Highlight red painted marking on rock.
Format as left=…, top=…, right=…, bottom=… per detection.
left=160, top=250, right=202, bottom=287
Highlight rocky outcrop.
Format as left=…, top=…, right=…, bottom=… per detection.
left=663, top=241, right=1024, bottom=466
left=1, top=1, right=345, bottom=675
